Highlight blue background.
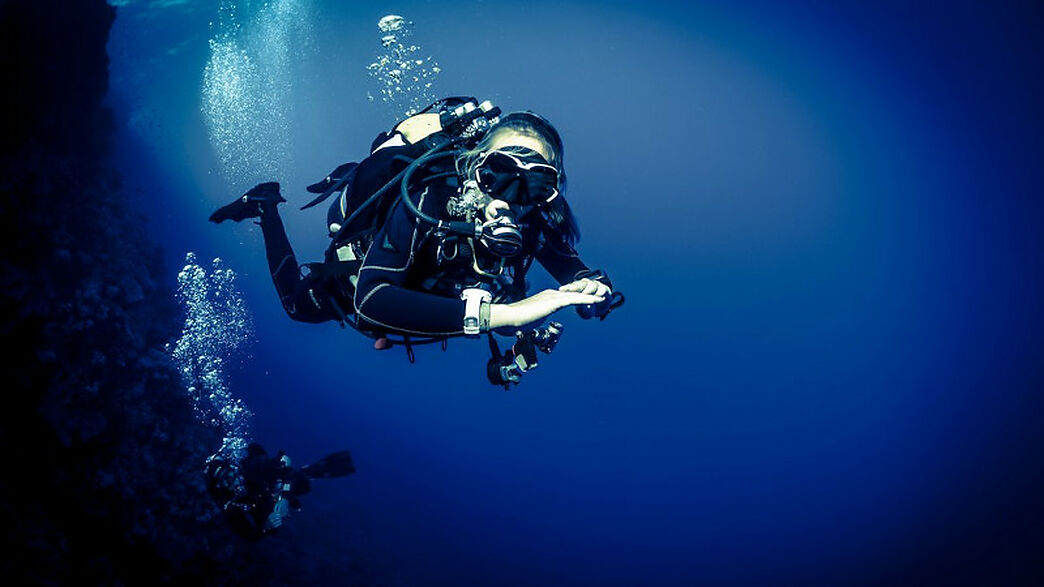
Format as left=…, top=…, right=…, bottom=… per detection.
left=107, top=0, right=1043, bottom=584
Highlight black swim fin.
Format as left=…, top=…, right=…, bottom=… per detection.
left=306, top=162, right=358, bottom=193
left=301, top=162, right=359, bottom=210
left=301, top=450, right=356, bottom=478
left=209, top=182, right=286, bottom=223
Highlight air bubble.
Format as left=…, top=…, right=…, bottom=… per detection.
left=378, top=14, right=406, bottom=33
left=367, top=14, right=441, bottom=117
left=171, top=253, right=254, bottom=477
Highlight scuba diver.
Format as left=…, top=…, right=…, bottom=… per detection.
left=205, top=443, right=356, bottom=541
left=210, top=97, right=624, bottom=386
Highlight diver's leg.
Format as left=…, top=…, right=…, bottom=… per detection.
left=211, top=183, right=332, bottom=323
left=255, top=201, right=300, bottom=303
left=256, top=205, right=337, bottom=324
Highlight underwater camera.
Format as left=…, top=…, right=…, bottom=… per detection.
left=487, top=322, right=564, bottom=386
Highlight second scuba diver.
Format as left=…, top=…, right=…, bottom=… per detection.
left=206, top=444, right=356, bottom=541
left=210, top=97, right=623, bottom=385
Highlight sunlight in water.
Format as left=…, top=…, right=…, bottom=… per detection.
left=201, top=0, right=312, bottom=186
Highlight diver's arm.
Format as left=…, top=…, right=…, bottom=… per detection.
left=355, top=281, right=468, bottom=336
left=354, top=200, right=469, bottom=336
left=535, top=238, right=592, bottom=285
left=535, top=239, right=619, bottom=319
left=487, top=289, right=605, bottom=329
left=487, top=234, right=608, bottom=327
left=536, top=241, right=611, bottom=294
left=354, top=212, right=604, bottom=334
left=356, top=267, right=603, bottom=335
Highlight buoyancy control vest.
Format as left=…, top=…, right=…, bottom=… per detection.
left=303, top=97, right=499, bottom=257
left=297, top=97, right=501, bottom=329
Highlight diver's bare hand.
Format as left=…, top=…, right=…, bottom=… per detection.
left=489, top=289, right=605, bottom=329
left=558, top=278, right=612, bottom=298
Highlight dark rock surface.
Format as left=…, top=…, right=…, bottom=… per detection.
left=0, top=0, right=222, bottom=582
left=0, top=1, right=368, bottom=583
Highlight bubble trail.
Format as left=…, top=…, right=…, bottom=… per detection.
left=367, top=14, right=441, bottom=118
left=170, top=253, right=254, bottom=480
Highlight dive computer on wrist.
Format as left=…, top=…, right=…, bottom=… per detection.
left=461, top=288, right=492, bottom=336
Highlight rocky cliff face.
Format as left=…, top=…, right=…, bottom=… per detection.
left=0, top=1, right=230, bottom=582
left=0, top=3, right=376, bottom=583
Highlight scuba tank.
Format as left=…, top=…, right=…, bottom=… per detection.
left=303, top=97, right=501, bottom=255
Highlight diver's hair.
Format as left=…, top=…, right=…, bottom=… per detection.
left=455, top=113, right=580, bottom=246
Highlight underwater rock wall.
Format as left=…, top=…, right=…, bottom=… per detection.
left=0, top=0, right=223, bottom=582
left=0, top=1, right=290, bottom=583
left=0, top=2, right=372, bottom=583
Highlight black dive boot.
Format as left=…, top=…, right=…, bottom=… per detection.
left=209, top=181, right=287, bottom=223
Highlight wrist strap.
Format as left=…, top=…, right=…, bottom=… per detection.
left=461, top=288, right=492, bottom=336
left=479, top=299, right=491, bottom=332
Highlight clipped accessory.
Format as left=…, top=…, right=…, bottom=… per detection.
left=460, top=288, right=492, bottom=336
left=486, top=322, right=565, bottom=387
left=573, top=269, right=625, bottom=320
left=264, top=497, right=291, bottom=532
left=440, top=99, right=501, bottom=140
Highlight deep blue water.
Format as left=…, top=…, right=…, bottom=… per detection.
left=107, top=0, right=1043, bottom=584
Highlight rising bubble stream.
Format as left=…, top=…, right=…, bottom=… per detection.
left=171, top=253, right=254, bottom=478
left=367, top=14, right=441, bottom=118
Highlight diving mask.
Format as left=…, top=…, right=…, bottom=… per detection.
left=474, top=149, right=560, bottom=206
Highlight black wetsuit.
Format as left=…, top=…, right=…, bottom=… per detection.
left=210, top=447, right=297, bottom=541
left=258, top=134, right=593, bottom=336
left=206, top=445, right=353, bottom=541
